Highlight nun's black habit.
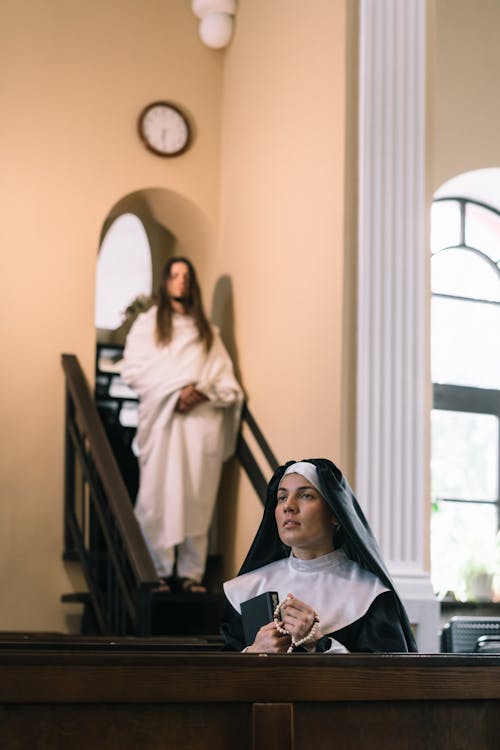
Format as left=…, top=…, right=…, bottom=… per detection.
left=221, top=458, right=418, bottom=653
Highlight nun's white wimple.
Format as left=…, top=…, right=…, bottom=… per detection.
left=281, top=461, right=322, bottom=495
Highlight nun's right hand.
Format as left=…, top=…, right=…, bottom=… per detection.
left=246, top=621, right=291, bottom=654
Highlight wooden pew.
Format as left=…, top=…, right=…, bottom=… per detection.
left=1, top=638, right=499, bottom=749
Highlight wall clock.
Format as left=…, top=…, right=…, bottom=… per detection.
left=138, top=101, right=191, bottom=157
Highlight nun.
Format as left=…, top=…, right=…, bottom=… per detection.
left=221, top=458, right=417, bottom=653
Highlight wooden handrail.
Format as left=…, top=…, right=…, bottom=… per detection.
left=61, top=354, right=157, bottom=584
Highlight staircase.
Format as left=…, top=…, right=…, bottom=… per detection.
left=62, top=553, right=224, bottom=636
left=61, top=353, right=278, bottom=638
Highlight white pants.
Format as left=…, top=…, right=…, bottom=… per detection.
left=144, top=530, right=208, bottom=582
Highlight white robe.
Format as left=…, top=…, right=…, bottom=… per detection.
left=121, top=307, right=243, bottom=562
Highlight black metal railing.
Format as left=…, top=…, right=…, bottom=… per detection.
left=236, top=404, right=279, bottom=502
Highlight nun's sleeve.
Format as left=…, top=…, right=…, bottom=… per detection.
left=327, top=590, right=411, bottom=653
left=220, top=599, right=247, bottom=652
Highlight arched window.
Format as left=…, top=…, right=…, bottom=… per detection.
left=430, top=197, right=500, bottom=601
left=95, top=213, right=153, bottom=331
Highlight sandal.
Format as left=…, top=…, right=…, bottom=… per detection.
left=178, top=577, right=207, bottom=594
left=154, top=576, right=173, bottom=593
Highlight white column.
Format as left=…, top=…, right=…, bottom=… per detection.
left=357, top=0, right=439, bottom=651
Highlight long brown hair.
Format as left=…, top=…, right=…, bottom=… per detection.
left=156, top=257, right=213, bottom=351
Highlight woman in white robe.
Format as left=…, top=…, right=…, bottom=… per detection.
left=121, top=257, right=243, bottom=592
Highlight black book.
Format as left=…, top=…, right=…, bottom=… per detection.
left=240, top=591, right=279, bottom=647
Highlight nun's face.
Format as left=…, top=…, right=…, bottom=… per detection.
left=275, top=473, right=337, bottom=559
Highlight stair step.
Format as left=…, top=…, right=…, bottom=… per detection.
left=151, top=591, right=224, bottom=636
left=62, top=590, right=225, bottom=637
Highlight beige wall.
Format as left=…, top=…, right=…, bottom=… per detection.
left=218, top=0, right=349, bottom=572
left=0, top=0, right=350, bottom=631
left=7, top=0, right=495, bottom=632
left=8, top=0, right=497, bottom=633
left=433, top=0, right=500, bottom=190
left=0, top=0, right=223, bottom=631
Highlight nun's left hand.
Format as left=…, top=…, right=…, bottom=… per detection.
left=279, top=593, right=323, bottom=648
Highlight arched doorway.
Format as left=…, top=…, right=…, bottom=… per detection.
left=93, top=187, right=217, bottom=502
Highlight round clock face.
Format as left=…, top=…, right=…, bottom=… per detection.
left=138, top=101, right=191, bottom=157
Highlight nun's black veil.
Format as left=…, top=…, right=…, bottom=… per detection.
left=236, top=458, right=417, bottom=652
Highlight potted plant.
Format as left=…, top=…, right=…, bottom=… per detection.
left=462, top=558, right=494, bottom=602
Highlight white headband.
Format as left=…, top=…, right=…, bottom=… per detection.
left=281, top=461, right=322, bottom=495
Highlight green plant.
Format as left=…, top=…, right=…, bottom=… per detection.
left=123, top=293, right=155, bottom=321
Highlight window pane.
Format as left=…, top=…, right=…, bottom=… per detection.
left=431, top=297, right=500, bottom=388
left=95, top=213, right=153, bottom=330
left=465, top=202, right=500, bottom=263
left=431, top=248, right=500, bottom=301
left=431, top=410, right=498, bottom=501
left=431, top=502, right=497, bottom=600
left=431, top=200, right=461, bottom=253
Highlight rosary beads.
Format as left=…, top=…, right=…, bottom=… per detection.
left=273, top=596, right=320, bottom=653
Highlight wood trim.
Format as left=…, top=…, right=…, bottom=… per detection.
left=1, top=650, right=500, bottom=704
